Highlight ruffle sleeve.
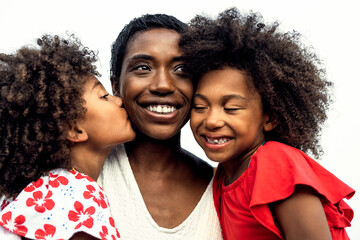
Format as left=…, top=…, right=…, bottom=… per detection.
left=0, top=169, right=120, bottom=240
left=246, top=141, right=355, bottom=238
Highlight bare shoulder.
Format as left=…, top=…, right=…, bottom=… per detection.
left=271, top=185, right=332, bottom=240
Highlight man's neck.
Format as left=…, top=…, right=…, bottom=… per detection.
left=125, top=132, right=183, bottom=172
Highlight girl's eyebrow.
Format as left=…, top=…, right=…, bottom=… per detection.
left=194, top=93, right=207, bottom=100
left=91, top=80, right=102, bottom=91
left=194, top=93, right=247, bottom=101
left=222, top=94, right=247, bottom=101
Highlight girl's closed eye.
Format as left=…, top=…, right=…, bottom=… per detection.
left=224, top=106, right=242, bottom=112
left=100, top=93, right=110, bottom=100
left=192, top=104, right=207, bottom=111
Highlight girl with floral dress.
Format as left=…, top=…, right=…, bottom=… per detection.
left=0, top=34, right=135, bottom=239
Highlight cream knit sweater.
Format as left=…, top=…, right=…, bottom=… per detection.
left=97, top=144, right=223, bottom=240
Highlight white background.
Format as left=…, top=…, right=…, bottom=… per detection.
left=1, top=0, right=359, bottom=238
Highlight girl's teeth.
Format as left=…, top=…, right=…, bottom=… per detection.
left=206, top=136, right=230, bottom=144
left=147, top=105, right=176, bottom=114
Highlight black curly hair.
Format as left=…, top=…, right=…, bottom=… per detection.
left=110, top=13, right=187, bottom=95
left=0, top=34, right=99, bottom=198
left=180, top=8, right=333, bottom=158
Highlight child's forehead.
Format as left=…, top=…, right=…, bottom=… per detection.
left=195, top=67, right=261, bottom=99
left=84, top=76, right=101, bottom=88
left=197, top=67, right=255, bottom=89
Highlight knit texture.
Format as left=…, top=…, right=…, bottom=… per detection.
left=97, top=144, right=223, bottom=240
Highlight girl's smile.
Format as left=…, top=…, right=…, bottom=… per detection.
left=202, top=134, right=233, bottom=150
left=190, top=67, right=276, bottom=179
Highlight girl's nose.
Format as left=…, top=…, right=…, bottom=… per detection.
left=112, top=95, right=123, bottom=106
left=204, top=111, right=225, bottom=129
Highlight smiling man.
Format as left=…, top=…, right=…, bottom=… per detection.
left=97, top=14, right=223, bottom=240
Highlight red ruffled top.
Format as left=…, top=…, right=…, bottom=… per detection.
left=213, top=141, right=355, bottom=240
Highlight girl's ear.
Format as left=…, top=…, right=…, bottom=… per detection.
left=67, top=124, right=88, bottom=143
left=264, top=114, right=278, bottom=132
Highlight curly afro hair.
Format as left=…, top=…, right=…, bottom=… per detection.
left=180, top=8, right=333, bottom=158
left=0, top=34, right=99, bottom=198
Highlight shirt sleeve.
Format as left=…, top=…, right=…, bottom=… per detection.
left=0, top=169, right=121, bottom=239
left=245, top=141, right=355, bottom=237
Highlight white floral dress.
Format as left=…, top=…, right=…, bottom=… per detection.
left=0, top=169, right=120, bottom=240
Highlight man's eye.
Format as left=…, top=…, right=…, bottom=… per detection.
left=100, top=94, right=109, bottom=100
left=174, top=64, right=185, bottom=72
left=132, top=64, right=151, bottom=71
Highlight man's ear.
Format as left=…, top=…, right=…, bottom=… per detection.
left=110, top=75, right=120, bottom=96
left=67, top=124, right=88, bottom=143
left=263, top=114, right=278, bottom=132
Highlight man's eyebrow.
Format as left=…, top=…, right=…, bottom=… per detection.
left=173, top=56, right=184, bottom=62
left=125, top=54, right=154, bottom=65
left=125, top=54, right=184, bottom=65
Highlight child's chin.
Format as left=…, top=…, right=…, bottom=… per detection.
left=204, top=153, right=227, bottom=164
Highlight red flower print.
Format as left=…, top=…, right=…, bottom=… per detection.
left=109, top=217, right=115, bottom=227
left=84, top=185, right=107, bottom=208
left=109, top=217, right=120, bottom=238
left=99, top=225, right=110, bottom=240
left=26, top=190, right=55, bottom=213
left=49, top=172, right=69, bottom=188
left=68, top=201, right=95, bottom=229
left=24, top=178, right=44, bottom=192
left=100, top=225, right=120, bottom=240
left=35, top=224, right=63, bottom=240
left=115, top=229, right=120, bottom=239
left=115, top=228, right=120, bottom=238
left=73, top=171, right=94, bottom=182
left=0, top=211, right=28, bottom=236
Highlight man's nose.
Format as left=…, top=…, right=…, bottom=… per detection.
left=149, top=69, right=175, bottom=95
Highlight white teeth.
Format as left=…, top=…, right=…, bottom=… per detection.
left=147, top=105, right=176, bottom=114
left=206, top=136, right=230, bottom=144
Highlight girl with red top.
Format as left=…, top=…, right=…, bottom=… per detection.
left=180, top=8, right=355, bottom=240
left=0, top=35, right=135, bottom=239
